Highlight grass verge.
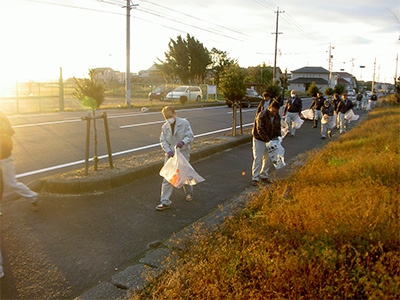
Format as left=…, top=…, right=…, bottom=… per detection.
left=132, top=106, right=400, bottom=299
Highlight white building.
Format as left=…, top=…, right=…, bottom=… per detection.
left=288, top=66, right=329, bottom=92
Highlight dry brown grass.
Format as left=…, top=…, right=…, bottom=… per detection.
left=132, top=106, right=400, bottom=299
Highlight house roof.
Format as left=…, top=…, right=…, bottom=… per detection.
left=292, top=66, right=329, bottom=74
left=333, top=71, right=354, bottom=78
left=289, top=77, right=329, bottom=84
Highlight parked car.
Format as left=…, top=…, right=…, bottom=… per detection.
left=225, top=89, right=263, bottom=108
left=165, top=86, right=202, bottom=102
left=347, top=89, right=356, bottom=97
left=148, top=86, right=171, bottom=101
left=365, top=91, right=372, bottom=97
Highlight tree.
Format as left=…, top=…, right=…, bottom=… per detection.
left=307, top=81, right=320, bottom=98
left=324, top=87, right=334, bottom=97
left=279, top=69, right=289, bottom=100
left=333, top=83, right=345, bottom=95
left=74, top=69, right=105, bottom=171
left=219, top=65, right=246, bottom=136
left=156, top=34, right=211, bottom=84
left=245, top=64, right=273, bottom=88
left=210, top=48, right=237, bottom=87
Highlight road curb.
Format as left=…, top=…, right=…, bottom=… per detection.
left=35, top=134, right=252, bottom=194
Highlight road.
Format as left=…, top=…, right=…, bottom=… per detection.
left=9, top=99, right=312, bottom=184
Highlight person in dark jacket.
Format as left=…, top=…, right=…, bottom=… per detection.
left=369, top=91, right=378, bottom=109
left=251, top=100, right=281, bottom=186
left=356, top=92, right=363, bottom=110
left=320, top=100, right=334, bottom=139
left=283, top=90, right=302, bottom=137
left=332, top=93, right=341, bottom=129
left=309, top=92, right=325, bottom=128
left=335, top=93, right=354, bottom=134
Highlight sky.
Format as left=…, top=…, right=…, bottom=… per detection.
left=0, top=0, right=399, bottom=94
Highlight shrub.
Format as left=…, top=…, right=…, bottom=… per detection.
left=179, top=95, right=188, bottom=105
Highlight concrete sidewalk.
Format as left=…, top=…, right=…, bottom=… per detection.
left=0, top=110, right=366, bottom=299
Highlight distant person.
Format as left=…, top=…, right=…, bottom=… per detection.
left=320, top=99, right=334, bottom=139
left=355, top=92, right=363, bottom=110
left=309, top=92, right=325, bottom=129
left=332, top=93, right=341, bottom=129
left=283, top=90, right=302, bottom=137
left=0, top=112, right=38, bottom=211
left=369, top=91, right=378, bottom=109
left=251, top=100, right=281, bottom=186
left=156, top=106, right=194, bottom=211
left=336, top=93, right=354, bottom=134
left=362, top=91, right=369, bottom=110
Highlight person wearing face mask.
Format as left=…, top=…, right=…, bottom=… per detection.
left=309, top=92, right=325, bottom=129
left=283, top=90, right=302, bottom=137
left=251, top=100, right=281, bottom=186
left=157, top=106, right=194, bottom=211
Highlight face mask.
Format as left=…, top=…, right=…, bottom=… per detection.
left=291, top=95, right=295, bottom=98
left=167, top=117, right=175, bottom=124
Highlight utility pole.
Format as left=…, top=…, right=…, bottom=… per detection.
left=328, top=43, right=334, bottom=87
left=272, top=7, right=284, bottom=83
left=372, top=58, right=376, bottom=92
left=350, top=58, right=355, bottom=75
left=124, top=0, right=138, bottom=108
left=395, top=54, right=398, bottom=85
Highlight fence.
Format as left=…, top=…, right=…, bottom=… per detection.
left=0, top=82, right=218, bottom=115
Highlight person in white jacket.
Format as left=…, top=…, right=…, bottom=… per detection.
left=157, top=106, right=194, bottom=211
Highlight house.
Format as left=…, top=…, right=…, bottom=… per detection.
left=288, top=66, right=330, bottom=92
left=93, top=68, right=125, bottom=84
left=331, top=72, right=357, bottom=91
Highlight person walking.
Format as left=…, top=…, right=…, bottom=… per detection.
left=255, top=91, right=273, bottom=115
left=369, top=91, right=378, bottom=109
left=283, top=90, right=302, bottom=137
left=320, top=99, right=334, bottom=139
left=356, top=92, right=363, bottom=110
left=251, top=100, right=281, bottom=186
left=156, top=106, right=194, bottom=211
left=336, top=93, right=354, bottom=134
left=362, top=91, right=369, bottom=110
left=309, top=92, right=325, bottom=129
left=332, top=93, right=341, bottom=129
left=0, top=112, right=38, bottom=211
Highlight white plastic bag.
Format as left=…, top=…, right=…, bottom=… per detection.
left=266, top=138, right=286, bottom=169
left=301, top=109, right=314, bottom=120
left=321, top=115, right=328, bottom=124
left=159, top=148, right=205, bottom=188
left=344, top=109, right=359, bottom=122
left=293, top=115, right=304, bottom=129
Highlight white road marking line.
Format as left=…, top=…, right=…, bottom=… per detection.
left=12, top=106, right=226, bottom=128
left=16, top=122, right=253, bottom=179
left=119, top=120, right=165, bottom=128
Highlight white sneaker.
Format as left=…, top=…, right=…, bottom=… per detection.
left=185, top=193, right=193, bottom=202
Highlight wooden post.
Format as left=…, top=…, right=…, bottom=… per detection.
left=239, top=103, right=243, bottom=134
left=84, top=114, right=91, bottom=176
left=102, top=112, right=113, bottom=169
left=232, top=102, right=236, bottom=137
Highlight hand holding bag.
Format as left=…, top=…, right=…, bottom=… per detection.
left=159, top=147, right=205, bottom=188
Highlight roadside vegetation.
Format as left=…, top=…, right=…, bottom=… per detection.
left=132, top=103, right=400, bottom=299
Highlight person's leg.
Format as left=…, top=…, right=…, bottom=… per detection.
left=252, top=138, right=265, bottom=182
left=0, top=250, right=4, bottom=278
left=339, top=112, right=345, bottom=133
left=1, top=157, right=37, bottom=203
left=321, top=122, right=327, bottom=138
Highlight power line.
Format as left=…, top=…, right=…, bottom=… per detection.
left=136, top=6, right=247, bottom=42
left=140, top=0, right=247, bottom=37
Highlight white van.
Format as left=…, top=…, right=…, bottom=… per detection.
left=165, top=86, right=202, bottom=102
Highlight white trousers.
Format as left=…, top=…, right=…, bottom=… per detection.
left=252, top=138, right=273, bottom=181
left=1, top=156, right=37, bottom=203
left=285, top=112, right=298, bottom=135
left=321, top=116, right=334, bottom=137
left=160, top=152, right=193, bottom=206
left=338, top=112, right=348, bottom=133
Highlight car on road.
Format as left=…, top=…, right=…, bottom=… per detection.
left=347, top=89, right=356, bottom=97
left=165, top=86, right=203, bottom=102
left=365, top=91, right=372, bottom=98
left=226, top=89, right=263, bottom=108
left=148, top=86, right=171, bottom=101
